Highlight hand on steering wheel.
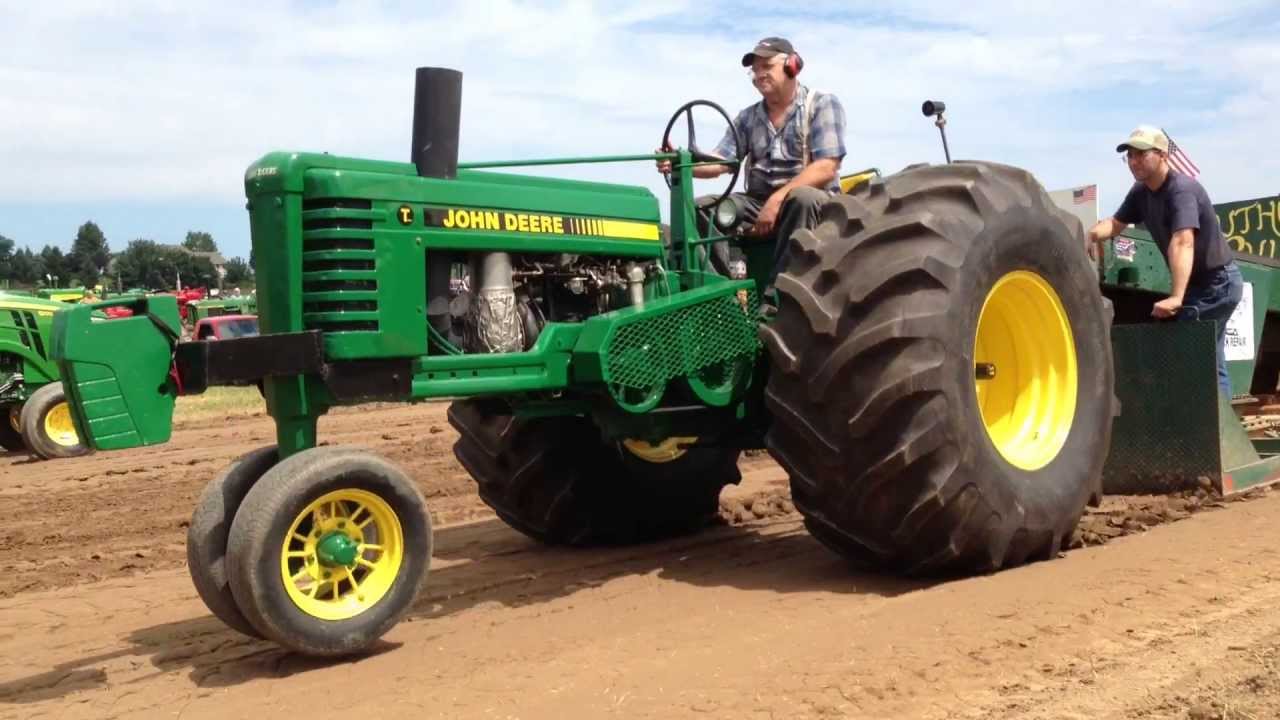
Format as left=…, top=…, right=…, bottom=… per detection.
left=660, top=99, right=742, bottom=211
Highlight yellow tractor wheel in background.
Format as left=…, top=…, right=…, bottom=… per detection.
left=19, top=383, right=91, bottom=460
left=0, top=404, right=24, bottom=452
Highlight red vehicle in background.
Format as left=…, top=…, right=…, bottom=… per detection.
left=193, top=314, right=259, bottom=341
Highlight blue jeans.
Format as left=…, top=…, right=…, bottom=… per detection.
left=1177, top=262, right=1244, bottom=397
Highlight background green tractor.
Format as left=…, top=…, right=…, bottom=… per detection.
left=35, top=287, right=88, bottom=303
left=184, top=295, right=258, bottom=336
left=0, top=293, right=90, bottom=458
left=52, top=67, right=1117, bottom=657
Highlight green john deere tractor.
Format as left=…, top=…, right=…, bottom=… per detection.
left=49, top=67, right=1173, bottom=657
left=0, top=293, right=90, bottom=458
left=185, top=295, right=258, bottom=335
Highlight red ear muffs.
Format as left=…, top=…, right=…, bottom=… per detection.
left=784, top=53, right=803, bottom=78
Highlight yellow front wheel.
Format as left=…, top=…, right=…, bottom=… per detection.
left=280, top=488, right=405, bottom=621
left=188, top=446, right=280, bottom=639
left=225, top=448, right=431, bottom=657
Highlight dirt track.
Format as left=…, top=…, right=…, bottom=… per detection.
left=1, top=402, right=1278, bottom=719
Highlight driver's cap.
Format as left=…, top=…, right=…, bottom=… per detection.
left=741, top=37, right=795, bottom=66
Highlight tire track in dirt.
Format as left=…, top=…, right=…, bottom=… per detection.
left=3, top=401, right=1279, bottom=719
left=0, top=491, right=1277, bottom=719
left=0, top=403, right=782, bottom=598
left=0, top=403, right=475, bottom=597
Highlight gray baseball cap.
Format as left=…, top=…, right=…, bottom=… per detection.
left=741, top=37, right=795, bottom=66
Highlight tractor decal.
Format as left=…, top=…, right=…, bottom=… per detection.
left=420, top=205, right=660, bottom=241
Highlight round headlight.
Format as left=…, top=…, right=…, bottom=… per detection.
left=713, top=197, right=741, bottom=231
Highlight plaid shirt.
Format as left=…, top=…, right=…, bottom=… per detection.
left=712, top=84, right=847, bottom=197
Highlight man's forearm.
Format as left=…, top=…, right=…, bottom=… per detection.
left=1089, top=217, right=1128, bottom=241
left=692, top=164, right=729, bottom=179
left=1167, top=231, right=1195, bottom=300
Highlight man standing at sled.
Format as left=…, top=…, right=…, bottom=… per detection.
left=657, top=36, right=847, bottom=280
left=1088, top=125, right=1243, bottom=397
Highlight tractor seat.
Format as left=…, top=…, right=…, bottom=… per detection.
left=839, top=167, right=881, bottom=194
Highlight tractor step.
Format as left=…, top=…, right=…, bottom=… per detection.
left=1102, top=321, right=1280, bottom=497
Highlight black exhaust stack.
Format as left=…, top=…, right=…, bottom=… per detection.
left=411, top=67, right=462, bottom=179
left=414, top=68, right=464, bottom=345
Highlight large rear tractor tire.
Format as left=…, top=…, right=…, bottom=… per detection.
left=226, top=447, right=432, bottom=657
left=448, top=399, right=741, bottom=545
left=187, top=446, right=279, bottom=638
left=0, top=404, right=23, bottom=452
left=20, top=383, right=91, bottom=460
left=761, top=160, right=1115, bottom=576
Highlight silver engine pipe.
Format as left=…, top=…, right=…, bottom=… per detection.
left=471, top=252, right=524, bottom=353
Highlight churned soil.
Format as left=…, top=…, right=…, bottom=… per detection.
left=2, top=402, right=1277, bottom=719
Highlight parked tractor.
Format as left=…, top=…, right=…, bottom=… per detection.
left=185, top=296, right=258, bottom=336
left=49, top=67, right=1280, bottom=658
left=0, top=293, right=89, bottom=458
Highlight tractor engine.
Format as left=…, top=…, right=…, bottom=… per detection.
left=445, top=252, right=652, bottom=354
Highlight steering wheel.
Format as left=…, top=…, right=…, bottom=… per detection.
left=660, top=99, right=743, bottom=212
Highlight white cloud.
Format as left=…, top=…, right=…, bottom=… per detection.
left=0, top=0, right=1276, bottom=223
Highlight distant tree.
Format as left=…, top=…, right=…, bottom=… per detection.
left=172, top=251, right=218, bottom=289
left=182, top=231, right=218, bottom=253
left=115, top=240, right=222, bottom=290
left=223, top=257, right=251, bottom=285
left=0, top=235, right=13, bottom=280
left=10, top=248, right=41, bottom=284
left=113, top=240, right=169, bottom=290
left=39, top=245, right=69, bottom=286
left=248, top=246, right=255, bottom=270
left=68, top=221, right=110, bottom=288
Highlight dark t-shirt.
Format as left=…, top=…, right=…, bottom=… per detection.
left=1114, top=171, right=1231, bottom=287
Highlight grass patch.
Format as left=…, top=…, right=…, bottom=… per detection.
left=174, top=386, right=265, bottom=423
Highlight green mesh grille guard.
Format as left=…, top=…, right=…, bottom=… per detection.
left=602, top=287, right=760, bottom=391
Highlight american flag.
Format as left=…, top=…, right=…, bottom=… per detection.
left=1162, top=128, right=1201, bottom=178
left=1073, top=184, right=1097, bottom=204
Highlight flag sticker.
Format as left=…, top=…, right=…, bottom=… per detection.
left=1114, top=237, right=1136, bottom=262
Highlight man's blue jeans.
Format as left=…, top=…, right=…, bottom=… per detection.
left=1177, top=262, right=1244, bottom=397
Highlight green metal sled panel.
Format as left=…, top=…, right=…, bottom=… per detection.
left=1100, top=228, right=1276, bottom=395
left=1102, top=321, right=1280, bottom=496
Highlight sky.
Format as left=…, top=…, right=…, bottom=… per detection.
left=1, top=0, right=1278, bottom=262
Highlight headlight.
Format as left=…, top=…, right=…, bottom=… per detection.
left=713, top=196, right=741, bottom=231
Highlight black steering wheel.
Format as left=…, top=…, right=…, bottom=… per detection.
left=660, top=99, right=743, bottom=212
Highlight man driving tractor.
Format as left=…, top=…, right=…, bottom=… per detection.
left=656, top=36, right=848, bottom=284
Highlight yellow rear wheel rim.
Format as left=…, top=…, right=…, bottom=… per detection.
left=622, top=436, right=697, bottom=464
left=280, top=489, right=404, bottom=621
left=974, top=271, right=1077, bottom=471
left=43, top=402, right=81, bottom=448
left=7, top=406, right=19, bottom=434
